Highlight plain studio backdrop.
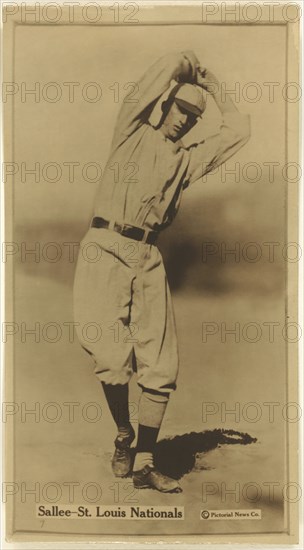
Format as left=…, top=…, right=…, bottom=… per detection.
left=10, top=22, right=289, bottom=535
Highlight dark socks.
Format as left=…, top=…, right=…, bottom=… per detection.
left=101, top=382, right=131, bottom=430
left=136, top=424, right=160, bottom=453
left=102, top=383, right=169, bottom=471
left=134, top=389, right=170, bottom=471
left=133, top=425, right=159, bottom=470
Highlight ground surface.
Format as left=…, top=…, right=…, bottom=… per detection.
left=10, top=266, right=287, bottom=537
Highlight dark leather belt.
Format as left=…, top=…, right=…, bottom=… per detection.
left=91, top=216, right=158, bottom=245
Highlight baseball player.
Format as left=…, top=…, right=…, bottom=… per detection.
left=73, top=51, right=250, bottom=493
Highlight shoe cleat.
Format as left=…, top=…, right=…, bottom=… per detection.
left=133, top=464, right=182, bottom=493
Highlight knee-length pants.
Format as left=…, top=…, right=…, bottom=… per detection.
left=73, top=227, right=179, bottom=393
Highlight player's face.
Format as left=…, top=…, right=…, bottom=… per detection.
left=161, top=101, right=199, bottom=141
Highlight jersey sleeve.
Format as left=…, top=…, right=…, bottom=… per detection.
left=182, top=111, right=251, bottom=189
left=111, top=51, right=199, bottom=149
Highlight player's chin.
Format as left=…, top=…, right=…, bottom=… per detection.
left=168, top=129, right=180, bottom=141
left=174, top=127, right=186, bottom=138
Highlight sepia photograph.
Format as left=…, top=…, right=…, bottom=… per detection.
left=2, top=1, right=301, bottom=546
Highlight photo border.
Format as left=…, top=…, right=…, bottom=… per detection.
left=2, top=0, right=301, bottom=546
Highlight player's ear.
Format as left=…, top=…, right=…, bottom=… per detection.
left=161, top=99, right=171, bottom=115
left=157, top=98, right=173, bottom=129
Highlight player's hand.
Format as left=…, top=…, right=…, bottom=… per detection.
left=179, top=50, right=200, bottom=83
left=196, top=67, right=220, bottom=95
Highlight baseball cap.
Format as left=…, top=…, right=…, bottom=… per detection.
left=173, top=84, right=206, bottom=117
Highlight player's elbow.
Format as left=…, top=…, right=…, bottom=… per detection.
left=159, top=52, right=195, bottom=81
left=222, top=112, right=251, bottom=148
left=238, top=113, right=251, bottom=145
left=158, top=52, right=184, bottom=72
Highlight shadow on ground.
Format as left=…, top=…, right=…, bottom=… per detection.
left=129, top=429, right=257, bottom=480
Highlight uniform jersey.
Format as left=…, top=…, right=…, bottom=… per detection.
left=93, top=52, right=250, bottom=232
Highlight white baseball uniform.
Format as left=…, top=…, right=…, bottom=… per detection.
left=73, top=52, right=250, bottom=392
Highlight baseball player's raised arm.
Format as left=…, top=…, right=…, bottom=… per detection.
left=112, top=51, right=199, bottom=147
left=183, top=67, right=251, bottom=188
left=183, top=111, right=251, bottom=188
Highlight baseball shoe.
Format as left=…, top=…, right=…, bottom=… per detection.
left=133, top=465, right=182, bottom=493
left=112, top=427, right=135, bottom=478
